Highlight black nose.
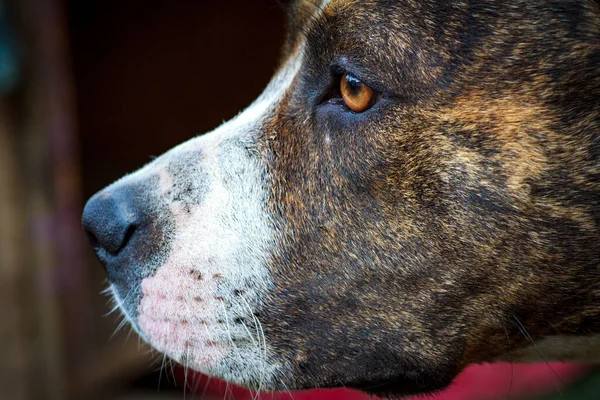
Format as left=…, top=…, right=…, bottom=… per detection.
left=82, top=191, right=137, bottom=256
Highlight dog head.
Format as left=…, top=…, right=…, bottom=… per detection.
left=82, top=0, right=600, bottom=396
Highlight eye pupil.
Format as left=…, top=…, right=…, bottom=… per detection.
left=340, top=73, right=376, bottom=113
left=346, top=75, right=362, bottom=93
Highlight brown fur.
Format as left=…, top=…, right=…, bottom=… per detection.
left=255, top=0, right=600, bottom=395
left=84, top=0, right=600, bottom=397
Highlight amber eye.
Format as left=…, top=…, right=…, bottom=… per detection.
left=340, top=74, right=376, bottom=113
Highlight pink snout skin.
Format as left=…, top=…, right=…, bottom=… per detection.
left=138, top=265, right=229, bottom=368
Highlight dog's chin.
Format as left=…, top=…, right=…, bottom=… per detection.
left=136, top=307, right=274, bottom=388
left=137, top=291, right=230, bottom=372
left=137, top=313, right=229, bottom=371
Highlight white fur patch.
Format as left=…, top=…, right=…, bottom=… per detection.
left=122, top=48, right=305, bottom=388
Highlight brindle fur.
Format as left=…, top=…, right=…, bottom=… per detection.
left=84, top=0, right=600, bottom=397
left=256, top=0, right=600, bottom=396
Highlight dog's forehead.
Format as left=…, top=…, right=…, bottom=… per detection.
left=286, top=0, right=481, bottom=100
left=288, top=0, right=599, bottom=107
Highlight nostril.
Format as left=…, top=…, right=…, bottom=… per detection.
left=117, top=223, right=137, bottom=253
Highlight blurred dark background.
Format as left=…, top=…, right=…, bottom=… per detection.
left=0, top=0, right=284, bottom=398
left=69, top=0, right=285, bottom=199
left=1, top=1, right=600, bottom=400
left=71, top=0, right=286, bottom=398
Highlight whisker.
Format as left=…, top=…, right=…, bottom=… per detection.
left=109, top=316, right=130, bottom=339
left=511, top=313, right=563, bottom=394
left=137, top=325, right=143, bottom=349
left=219, top=301, right=238, bottom=352
left=178, top=300, right=221, bottom=399
left=501, top=322, right=514, bottom=399
left=158, top=351, right=169, bottom=392
left=103, top=302, right=121, bottom=317
left=169, top=359, right=178, bottom=390
left=219, top=299, right=245, bottom=400
left=100, top=285, right=113, bottom=296
left=189, top=368, right=203, bottom=398
left=278, top=377, right=296, bottom=400
left=238, top=294, right=268, bottom=394
left=183, top=344, right=190, bottom=400
left=195, top=374, right=213, bottom=400
left=224, top=379, right=231, bottom=400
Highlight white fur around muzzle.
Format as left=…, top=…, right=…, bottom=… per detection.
left=107, top=50, right=303, bottom=389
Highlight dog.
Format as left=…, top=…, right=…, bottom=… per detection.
left=82, top=0, right=600, bottom=397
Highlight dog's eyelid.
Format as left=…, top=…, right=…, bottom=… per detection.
left=329, top=58, right=388, bottom=94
